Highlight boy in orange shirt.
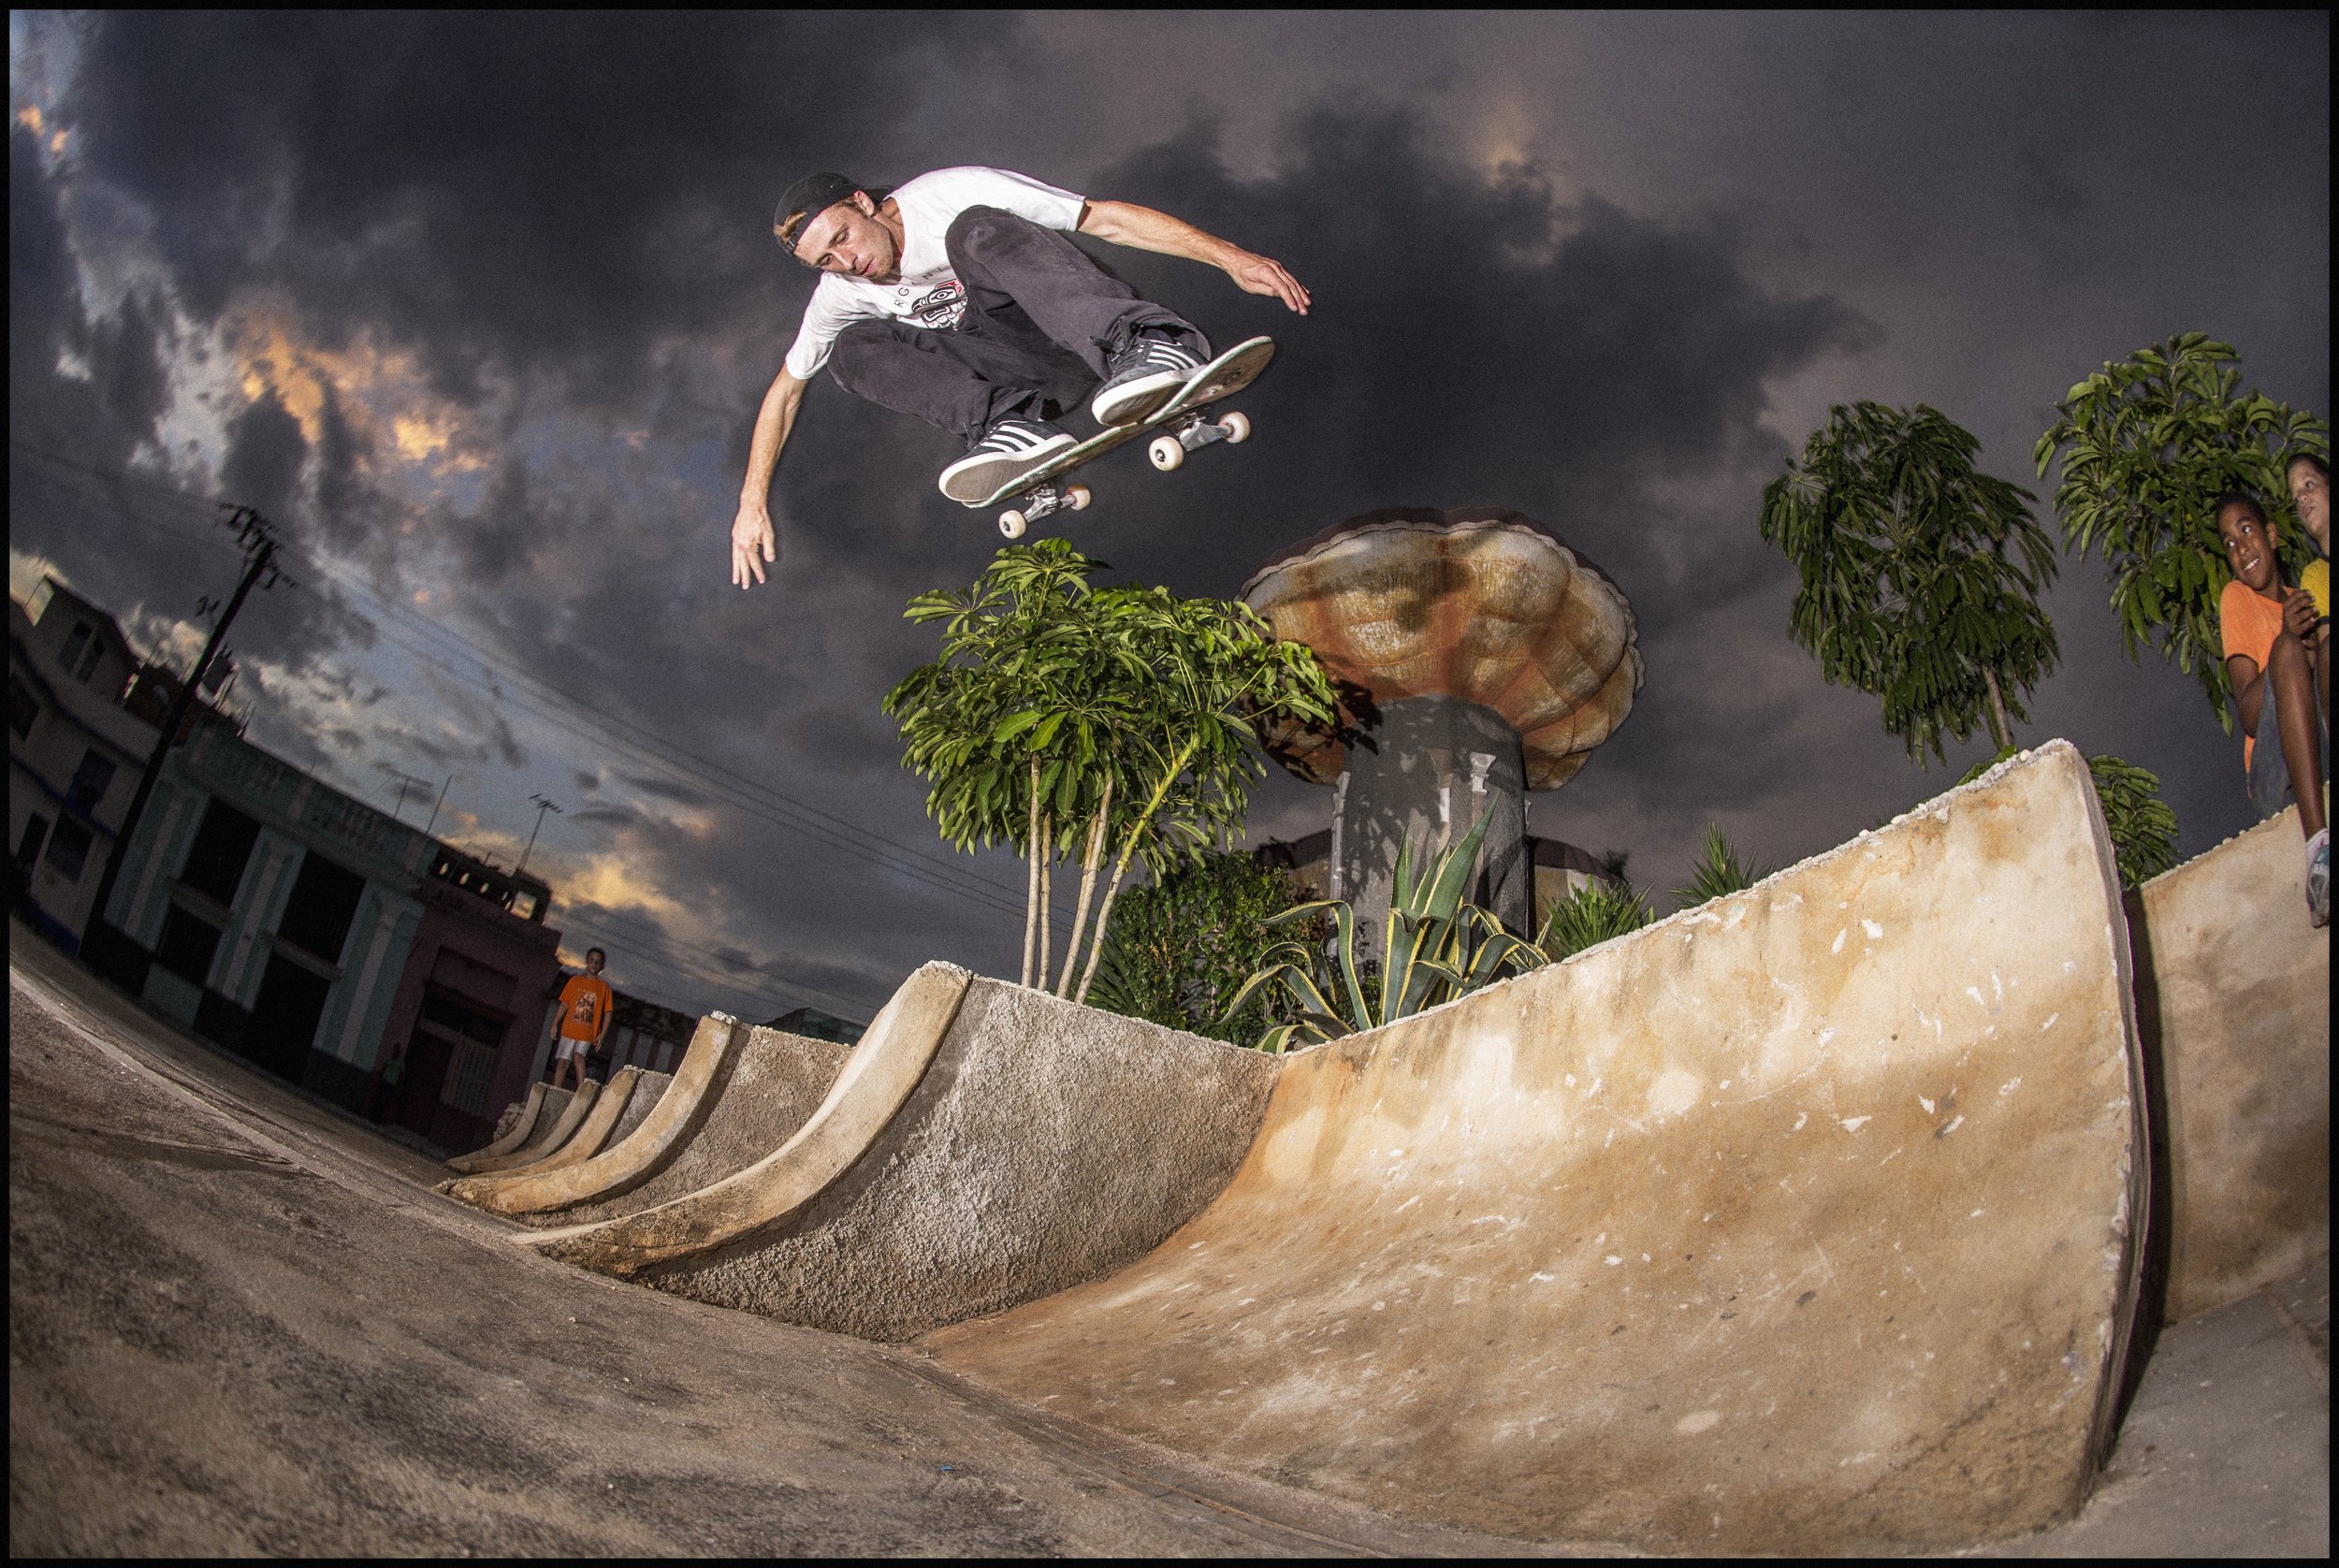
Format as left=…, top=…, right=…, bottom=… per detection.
left=552, top=948, right=615, bottom=1092
left=2216, top=491, right=2329, bottom=925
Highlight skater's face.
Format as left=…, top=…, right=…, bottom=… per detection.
left=2218, top=501, right=2278, bottom=592
left=2288, top=458, right=2328, bottom=552
left=793, top=193, right=900, bottom=283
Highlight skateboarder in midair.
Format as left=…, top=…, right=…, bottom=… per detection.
left=730, top=167, right=1312, bottom=588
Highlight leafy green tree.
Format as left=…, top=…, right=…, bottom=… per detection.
left=2034, top=332, right=2328, bottom=723
left=1762, top=401, right=2061, bottom=760
left=886, top=541, right=1339, bottom=1004
left=885, top=541, right=1115, bottom=988
left=1084, top=852, right=1328, bottom=1044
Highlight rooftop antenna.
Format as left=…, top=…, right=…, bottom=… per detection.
left=516, top=793, right=562, bottom=875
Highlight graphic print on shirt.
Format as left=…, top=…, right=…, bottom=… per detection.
left=909, top=280, right=966, bottom=328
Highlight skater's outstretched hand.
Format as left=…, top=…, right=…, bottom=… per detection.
left=1225, top=250, right=1311, bottom=316
left=732, top=498, right=777, bottom=588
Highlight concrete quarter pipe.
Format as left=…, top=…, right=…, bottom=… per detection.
left=922, top=743, right=2148, bottom=1554
left=441, top=1014, right=748, bottom=1215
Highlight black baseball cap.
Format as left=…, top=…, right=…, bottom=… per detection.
left=774, top=172, right=894, bottom=255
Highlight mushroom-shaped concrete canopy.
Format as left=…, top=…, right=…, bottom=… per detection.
left=1240, top=506, right=1643, bottom=791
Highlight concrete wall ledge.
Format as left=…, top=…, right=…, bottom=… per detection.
left=925, top=741, right=2150, bottom=1555
left=501, top=1066, right=643, bottom=1176
left=2128, top=805, right=2331, bottom=1321
left=524, top=964, right=973, bottom=1270
left=444, top=1082, right=548, bottom=1170
left=527, top=964, right=1286, bottom=1346
left=514, top=1027, right=847, bottom=1230
left=442, top=1012, right=747, bottom=1214
left=453, top=1079, right=597, bottom=1176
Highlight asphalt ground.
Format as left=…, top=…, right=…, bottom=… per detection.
left=7, top=923, right=2328, bottom=1557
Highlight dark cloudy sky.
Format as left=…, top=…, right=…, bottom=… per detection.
left=10, top=12, right=2329, bottom=1022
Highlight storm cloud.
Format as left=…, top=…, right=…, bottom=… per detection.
left=9, top=14, right=2327, bottom=1019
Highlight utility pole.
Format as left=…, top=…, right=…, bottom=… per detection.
left=516, top=793, right=562, bottom=876
left=83, top=506, right=286, bottom=956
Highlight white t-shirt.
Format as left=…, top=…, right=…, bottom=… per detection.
left=782, top=167, right=1088, bottom=381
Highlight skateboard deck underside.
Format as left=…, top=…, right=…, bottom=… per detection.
left=961, top=337, right=1276, bottom=509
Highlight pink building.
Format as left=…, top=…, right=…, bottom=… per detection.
left=369, top=850, right=563, bottom=1152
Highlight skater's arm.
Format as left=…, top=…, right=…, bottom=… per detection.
left=733, top=366, right=808, bottom=588
left=1078, top=199, right=1311, bottom=315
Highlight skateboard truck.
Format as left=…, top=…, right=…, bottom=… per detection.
left=998, top=480, right=1091, bottom=540
left=1147, top=409, right=1252, bottom=472
left=970, top=337, right=1275, bottom=539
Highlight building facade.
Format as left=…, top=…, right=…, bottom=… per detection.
left=11, top=580, right=168, bottom=948
left=83, top=719, right=562, bottom=1152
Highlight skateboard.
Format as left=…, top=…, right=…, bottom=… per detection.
left=957, top=336, right=1276, bottom=539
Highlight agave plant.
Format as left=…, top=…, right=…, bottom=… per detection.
left=1535, top=876, right=1655, bottom=960
left=1220, top=809, right=1544, bottom=1053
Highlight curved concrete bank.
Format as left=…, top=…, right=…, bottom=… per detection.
left=454, top=1080, right=599, bottom=1176
left=2128, top=806, right=2331, bottom=1321
left=603, top=1067, right=672, bottom=1148
left=514, top=1028, right=846, bottom=1228
left=529, top=965, right=1283, bottom=1343
left=501, top=1067, right=644, bottom=1176
left=445, top=1085, right=574, bottom=1174
left=442, top=1015, right=748, bottom=1215
left=443, top=1082, right=550, bottom=1170
left=925, top=743, right=2148, bottom=1555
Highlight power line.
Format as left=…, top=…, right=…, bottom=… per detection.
left=18, top=444, right=943, bottom=1018
left=549, top=903, right=885, bottom=1018
left=13, top=438, right=1055, bottom=923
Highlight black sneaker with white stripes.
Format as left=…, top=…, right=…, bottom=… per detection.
left=1090, top=331, right=1207, bottom=428
left=937, top=414, right=1079, bottom=502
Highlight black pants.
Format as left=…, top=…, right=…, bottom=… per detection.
left=828, top=207, right=1209, bottom=442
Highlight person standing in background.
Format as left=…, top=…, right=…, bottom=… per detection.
left=551, top=949, right=616, bottom=1092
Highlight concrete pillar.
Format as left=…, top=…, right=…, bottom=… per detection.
left=1333, top=695, right=1529, bottom=955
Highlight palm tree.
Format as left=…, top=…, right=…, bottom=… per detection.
left=1761, top=401, right=2059, bottom=761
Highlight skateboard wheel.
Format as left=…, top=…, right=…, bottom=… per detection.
left=1219, top=411, right=1251, bottom=445
left=1065, top=484, right=1092, bottom=511
left=1148, top=434, right=1184, bottom=472
left=998, top=510, right=1028, bottom=540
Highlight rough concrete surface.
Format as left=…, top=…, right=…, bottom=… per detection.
left=446, top=1083, right=572, bottom=1172
left=604, top=1067, right=672, bottom=1149
left=520, top=1027, right=845, bottom=1228
left=5, top=932, right=1578, bottom=1559
left=440, top=1013, right=748, bottom=1216
left=543, top=972, right=1284, bottom=1345
left=1980, top=1258, right=2329, bottom=1557
left=460, top=1079, right=600, bottom=1175
left=513, top=1066, right=645, bottom=1175
left=2128, top=806, right=2331, bottom=1321
left=7, top=781, right=2327, bottom=1561
left=926, top=745, right=2150, bottom=1554
left=526, top=965, right=974, bottom=1270
left=459, top=1081, right=550, bottom=1166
